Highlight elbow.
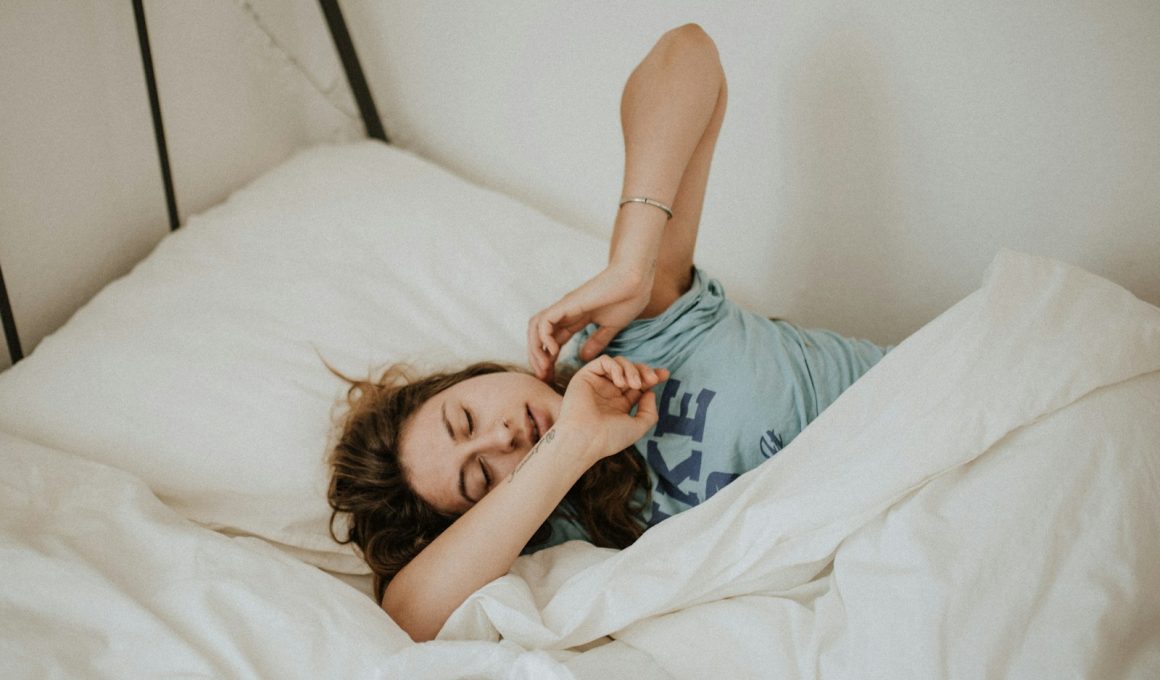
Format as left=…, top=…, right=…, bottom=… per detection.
left=665, top=23, right=713, bottom=43
left=382, top=587, right=443, bottom=643
left=660, top=23, right=719, bottom=61
left=653, top=24, right=723, bottom=83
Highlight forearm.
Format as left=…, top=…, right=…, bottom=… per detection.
left=609, top=24, right=725, bottom=275
left=382, top=425, right=594, bottom=642
left=525, top=26, right=726, bottom=374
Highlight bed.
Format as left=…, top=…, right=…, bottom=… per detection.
left=2, top=138, right=1159, bottom=679
left=3, top=9, right=1160, bottom=680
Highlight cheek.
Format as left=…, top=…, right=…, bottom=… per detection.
left=494, top=452, right=524, bottom=479
left=406, top=464, right=458, bottom=515
left=534, top=380, right=565, bottom=407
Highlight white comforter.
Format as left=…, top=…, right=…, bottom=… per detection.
left=3, top=250, right=1159, bottom=679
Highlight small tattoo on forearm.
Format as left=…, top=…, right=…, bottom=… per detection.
left=509, top=429, right=555, bottom=482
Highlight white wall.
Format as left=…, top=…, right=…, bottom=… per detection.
left=1, top=2, right=165, bottom=371
left=0, top=0, right=361, bottom=370
left=3, top=0, right=1158, bottom=371
left=148, top=0, right=361, bottom=219
left=345, top=0, right=1160, bottom=344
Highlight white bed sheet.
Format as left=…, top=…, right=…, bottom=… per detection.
left=0, top=431, right=403, bottom=678
left=1, top=431, right=675, bottom=679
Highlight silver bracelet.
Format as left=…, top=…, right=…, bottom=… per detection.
left=618, top=196, right=673, bottom=220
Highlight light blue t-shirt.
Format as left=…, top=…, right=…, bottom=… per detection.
left=534, top=267, right=889, bottom=548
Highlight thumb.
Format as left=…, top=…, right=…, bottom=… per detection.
left=579, top=326, right=619, bottom=361
left=632, top=390, right=659, bottom=432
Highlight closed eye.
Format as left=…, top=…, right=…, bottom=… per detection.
left=464, top=407, right=474, bottom=436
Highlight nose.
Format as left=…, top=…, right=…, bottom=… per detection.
left=479, top=417, right=519, bottom=454
left=472, top=418, right=526, bottom=481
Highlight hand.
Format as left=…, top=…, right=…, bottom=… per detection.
left=528, top=263, right=653, bottom=382
left=557, top=355, right=669, bottom=461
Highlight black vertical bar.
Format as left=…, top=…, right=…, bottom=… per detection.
left=0, top=256, right=22, bottom=365
left=318, top=0, right=388, bottom=143
left=133, top=0, right=180, bottom=231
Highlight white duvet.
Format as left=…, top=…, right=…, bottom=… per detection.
left=3, top=247, right=1159, bottom=679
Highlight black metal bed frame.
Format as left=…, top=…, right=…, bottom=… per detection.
left=0, top=0, right=387, bottom=366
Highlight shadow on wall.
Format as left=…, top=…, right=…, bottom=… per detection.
left=782, top=29, right=911, bottom=343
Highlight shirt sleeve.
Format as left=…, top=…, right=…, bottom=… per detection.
left=572, top=267, right=728, bottom=370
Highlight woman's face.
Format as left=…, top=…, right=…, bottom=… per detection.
left=399, top=371, right=563, bottom=515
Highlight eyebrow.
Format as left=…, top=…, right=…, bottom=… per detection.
left=443, top=401, right=474, bottom=506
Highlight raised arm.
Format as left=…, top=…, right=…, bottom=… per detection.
left=615, top=23, right=728, bottom=314
left=529, top=24, right=727, bottom=380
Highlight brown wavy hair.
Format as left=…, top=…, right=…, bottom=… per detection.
left=326, top=361, right=651, bottom=602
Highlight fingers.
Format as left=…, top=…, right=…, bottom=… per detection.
left=573, top=358, right=668, bottom=449
left=527, top=310, right=564, bottom=381
left=528, top=298, right=591, bottom=380
left=537, top=313, right=560, bottom=358
left=633, top=389, right=659, bottom=426
left=589, top=356, right=667, bottom=392
left=527, top=314, right=552, bottom=380
left=578, top=326, right=619, bottom=362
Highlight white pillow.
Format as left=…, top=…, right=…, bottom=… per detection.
left=0, top=141, right=605, bottom=572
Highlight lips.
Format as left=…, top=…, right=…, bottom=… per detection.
left=526, top=404, right=548, bottom=445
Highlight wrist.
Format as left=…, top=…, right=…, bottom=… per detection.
left=547, top=420, right=609, bottom=472
left=608, top=206, right=665, bottom=276
left=603, top=259, right=653, bottom=296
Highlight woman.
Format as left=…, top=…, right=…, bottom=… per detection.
left=328, top=24, right=888, bottom=642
